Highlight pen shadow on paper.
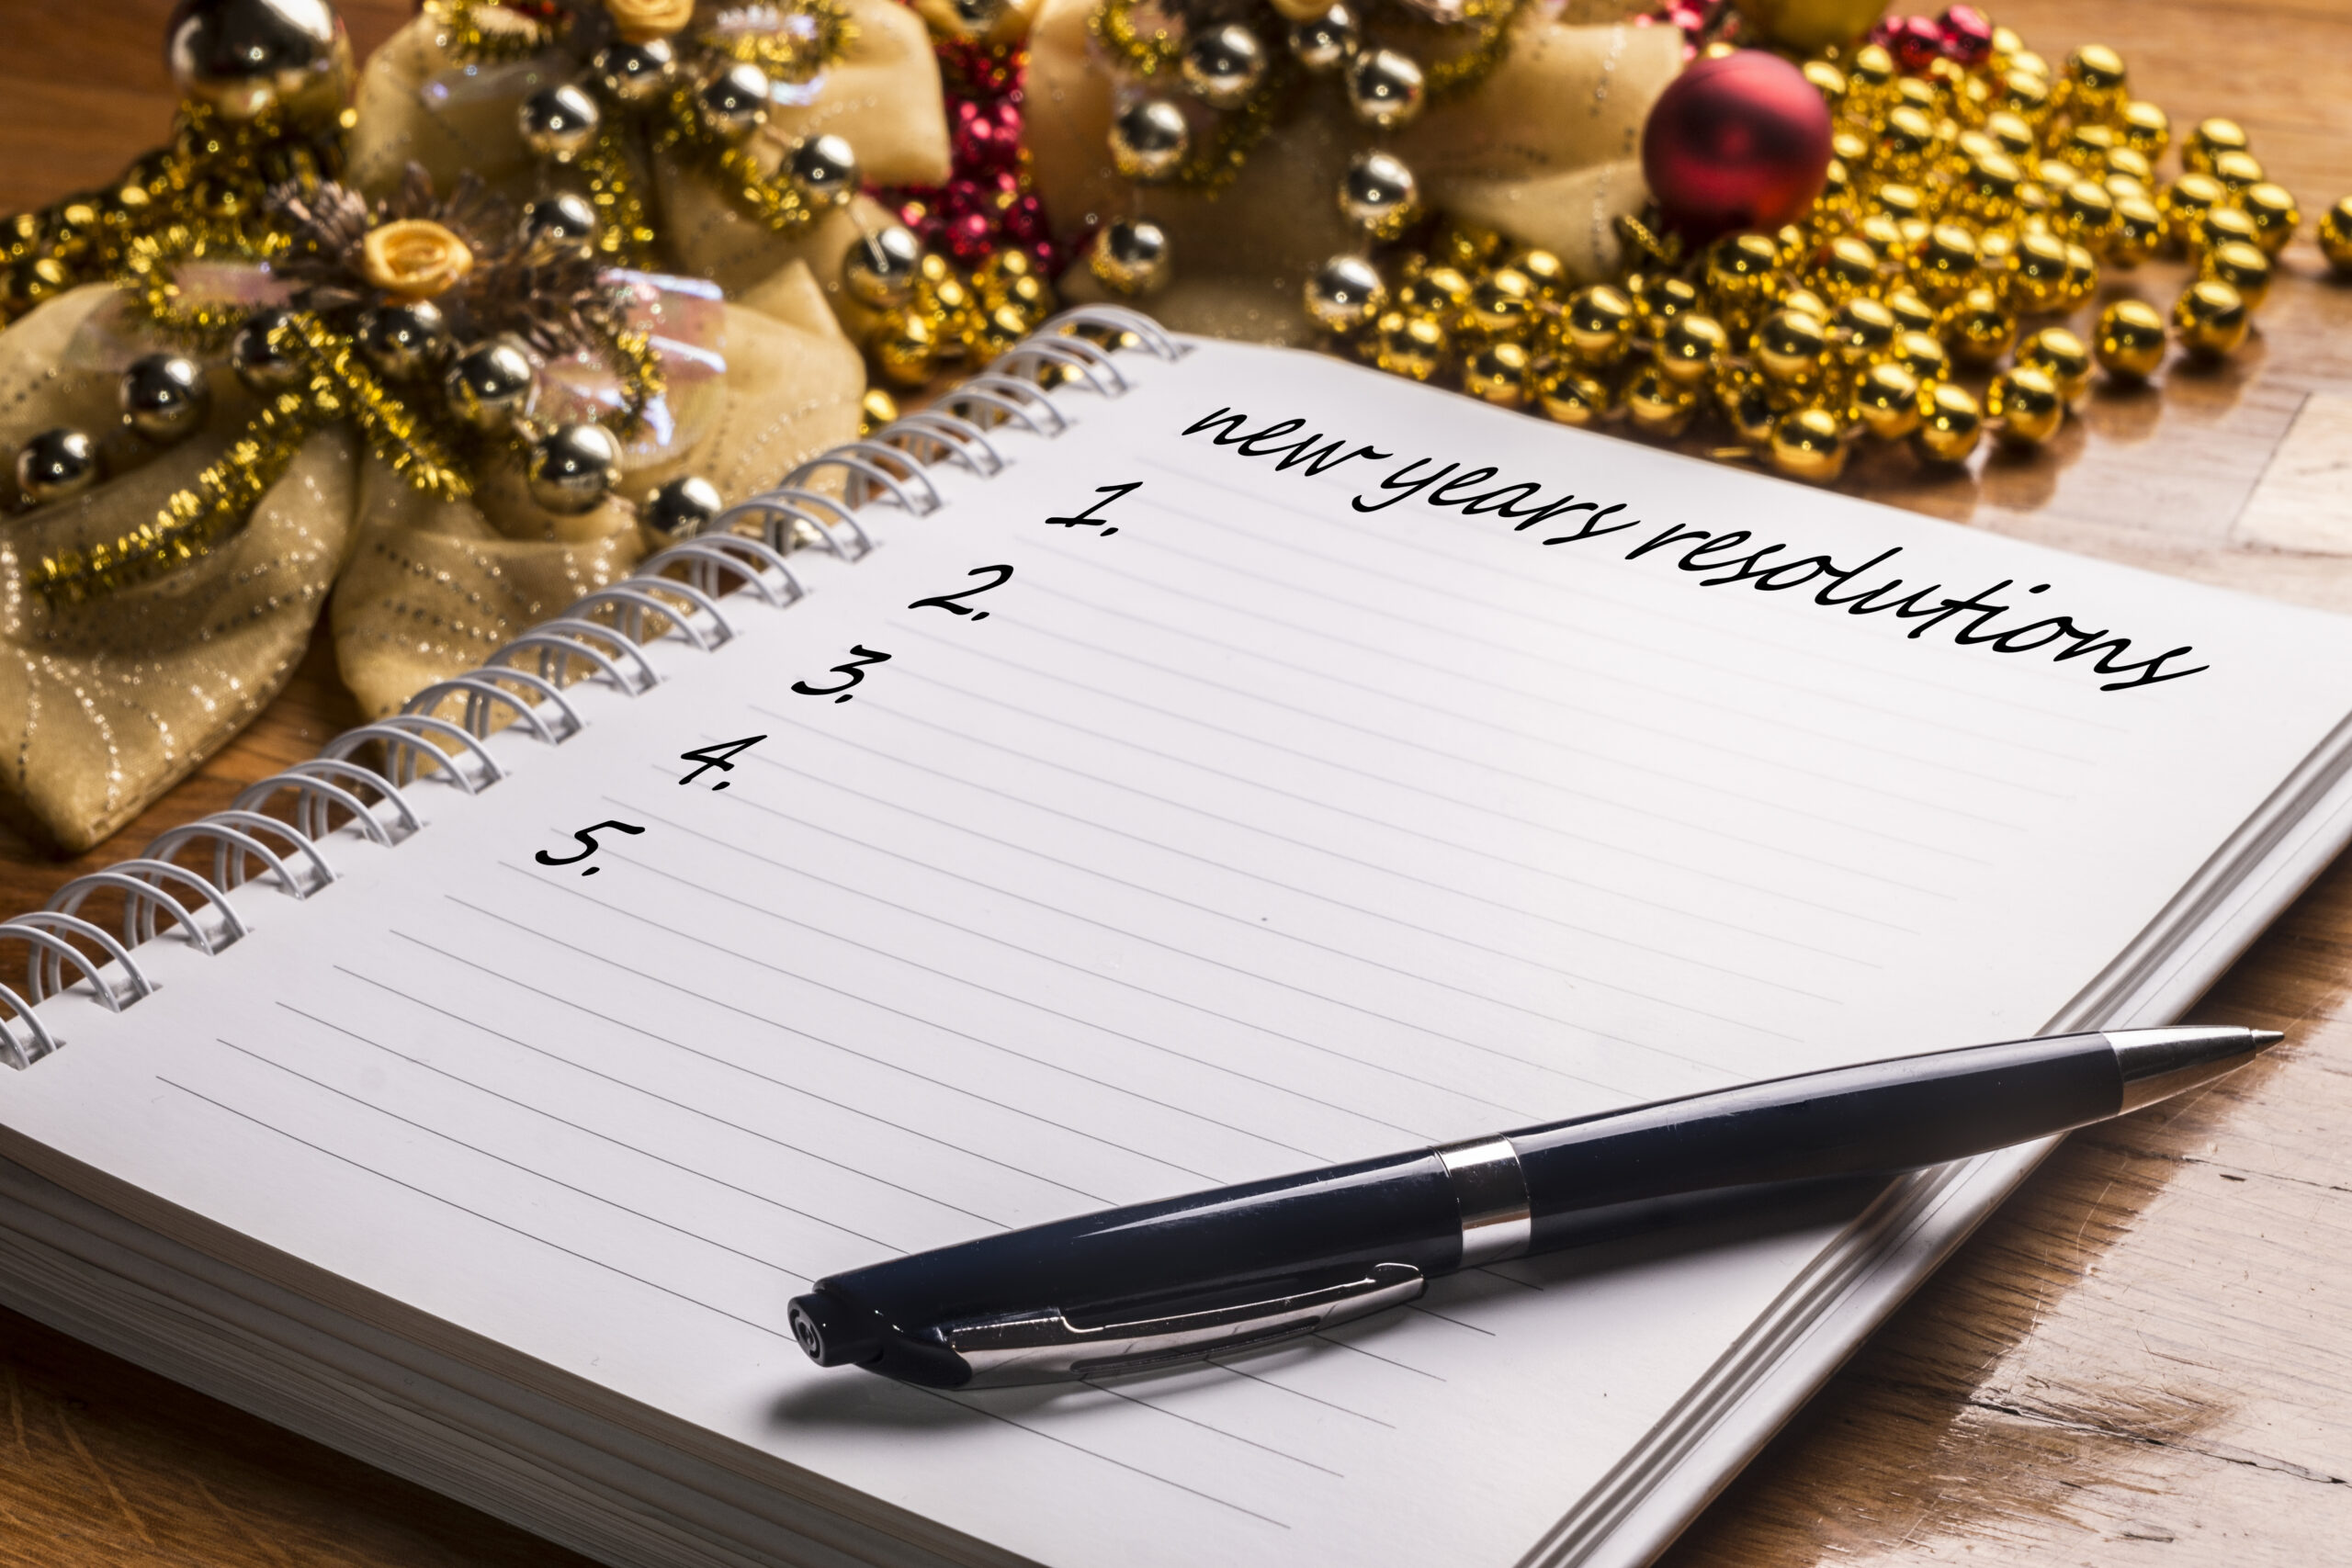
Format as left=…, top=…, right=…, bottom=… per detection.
left=763, top=1176, right=1886, bottom=1435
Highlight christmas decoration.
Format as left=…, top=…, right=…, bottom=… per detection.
left=1299, top=11, right=2298, bottom=488
left=1728, top=0, right=1887, bottom=53
left=344, top=0, right=949, bottom=319
left=1023, top=0, right=1683, bottom=342
left=1641, top=49, right=1833, bottom=241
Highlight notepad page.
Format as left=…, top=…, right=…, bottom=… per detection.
left=10, top=340, right=2352, bottom=1568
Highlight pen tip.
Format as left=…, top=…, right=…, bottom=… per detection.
left=2252, top=1029, right=2286, bottom=1050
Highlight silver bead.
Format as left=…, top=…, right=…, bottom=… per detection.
left=119, top=354, right=210, bottom=445
left=948, top=0, right=1007, bottom=32
left=1182, top=24, right=1269, bottom=111
left=1287, top=5, right=1359, bottom=73
left=1339, top=150, right=1419, bottom=235
left=697, top=62, right=771, bottom=142
left=356, top=301, right=449, bottom=381
left=526, top=423, right=624, bottom=515
left=1303, top=254, right=1387, bottom=332
left=15, top=428, right=99, bottom=506
left=230, top=308, right=304, bottom=393
left=521, top=193, right=600, bottom=259
left=786, top=134, right=860, bottom=209
left=1345, top=48, right=1425, bottom=130
left=165, top=0, right=349, bottom=122
left=1109, top=98, right=1190, bottom=183
left=443, top=340, right=536, bottom=434
left=641, top=474, right=724, bottom=539
left=518, top=83, right=601, bottom=163
left=1090, top=218, right=1171, bottom=296
left=591, top=39, right=677, bottom=105
left=842, top=223, right=923, bottom=309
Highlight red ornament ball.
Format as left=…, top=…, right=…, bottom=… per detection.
left=1640, top=50, right=1834, bottom=243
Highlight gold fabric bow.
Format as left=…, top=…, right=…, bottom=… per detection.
left=345, top=0, right=952, bottom=323
left=1029, top=0, right=1682, bottom=341
left=0, top=285, right=360, bottom=852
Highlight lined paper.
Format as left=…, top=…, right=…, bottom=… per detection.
left=12, top=341, right=2352, bottom=1568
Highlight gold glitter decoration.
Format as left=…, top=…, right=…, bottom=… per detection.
left=658, top=85, right=828, bottom=235
left=0, top=101, right=343, bottom=326
left=579, top=119, right=662, bottom=264
left=427, top=0, right=567, bottom=62
left=702, top=0, right=857, bottom=81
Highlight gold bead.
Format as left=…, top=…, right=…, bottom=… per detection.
left=2107, top=194, right=2165, bottom=267
left=2055, top=180, right=2120, bottom=256
left=1996, top=67, right=2051, bottom=122
left=1952, top=152, right=2023, bottom=225
left=1912, top=380, right=1984, bottom=464
left=1625, top=365, right=1699, bottom=439
left=2118, top=98, right=2170, bottom=159
left=1893, top=76, right=1941, bottom=117
left=1562, top=284, right=1634, bottom=365
left=1464, top=270, right=1537, bottom=339
left=1832, top=296, right=1898, bottom=364
left=1804, top=59, right=1848, bottom=107
left=1988, top=366, right=2065, bottom=446
left=2183, top=117, right=2249, bottom=174
left=2194, top=203, right=2262, bottom=257
left=2240, top=183, right=2301, bottom=256
left=2063, top=43, right=2127, bottom=118
left=1769, top=408, right=1848, bottom=483
left=1511, top=248, right=1569, bottom=299
left=1304, top=254, right=1388, bottom=333
left=2160, top=172, right=2227, bottom=247
left=1464, top=341, right=1531, bottom=410
left=1850, top=361, right=1922, bottom=441
left=1703, top=232, right=1782, bottom=309
left=1871, top=182, right=1927, bottom=224
left=1892, top=327, right=1950, bottom=385
left=2018, top=326, right=2094, bottom=403
left=2322, top=197, right=2352, bottom=275
left=1719, top=374, right=1781, bottom=449
left=1656, top=312, right=1728, bottom=385
left=2007, top=230, right=2071, bottom=312
left=1775, top=223, right=1810, bottom=271
left=870, top=309, right=938, bottom=388
left=1883, top=287, right=1940, bottom=335
left=1632, top=274, right=1702, bottom=331
left=1942, top=287, right=2017, bottom=367
left=2013, top=178, right=2053, bottom=228
left=1090, top=218, right=1171, bottom=295
left=1976, top=227, right=2017, bottom=284
left=1373, top=310, right=1449, bottom=379
left=1984, top=110, right=2036, bottom=160
left=2062, top=121, right=2116, bottom=164
left=1337, top=150, right=1421, bottom=238
left=1857, top=212, right=1908, bottom=260
left=1875, top=105, right=1938, bottom=178
left=2209, top=149, right=2266, bottom=196
left=2062, top=243, right=2100, bottom=310
left=2172, top=278, right=2249, bottom=357
left=2200, top=239, right=2273, bottom=310
left=1847, top=41, right=1896, bottom=102
left=2036, top=157, right=2086, bottom=195
left=1909, top=222, right=1980, bottom=306
left=1781, top=286, right=1831, bottom=321
left=1832, top=129, right=1871, bottom=170
left=2094, top=299, right=2167, bottom=378
left=1811, top=235, right=1881, bottom=305
left=1396, top=265, right=1471, bottom=315
left=1754, top=308, right=1831, bottom=386
left=1534, top=363, right=1614, bottom=427
left=1433, top=221, right=1505, bottom=273
left=1813, top=158, right=1858, bottom=231
left=859, top=386, right=899, bottom=434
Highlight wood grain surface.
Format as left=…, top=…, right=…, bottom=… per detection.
left=2, top=2, right=2350, bottom=1564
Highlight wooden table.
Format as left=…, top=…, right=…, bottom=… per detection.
left=3, top=3, right=2350, bottom=1563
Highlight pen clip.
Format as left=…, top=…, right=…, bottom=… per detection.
left=932, top=1261, right=1427, bottom=1387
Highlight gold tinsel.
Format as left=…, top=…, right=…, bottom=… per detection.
left=703, top=0, right=857, bottom=79
left=424, top=0, right=565, bottom=63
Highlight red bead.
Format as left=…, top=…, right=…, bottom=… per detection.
left=1891, top=15, right=1943, bottom=72
left=944, top=211, right=997, bottom=265
left=1938, top=5, right=1992, bottom=66
left=1001, top=193, right=1048, bottom=245
left=1640, top=49, right=1834, bottom=243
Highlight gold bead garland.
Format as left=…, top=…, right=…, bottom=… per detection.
left=1310, top=22, right=2318, bottom=483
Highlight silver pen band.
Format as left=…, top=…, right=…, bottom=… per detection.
left=1432, top=1135, right=1532, bottom=1266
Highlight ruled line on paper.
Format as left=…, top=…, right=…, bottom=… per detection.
left=213, top=1037, right=812, bottom=1280
left=447, top=891, right=1176, bottom=1197
left=1024, top=540, right=2060, bottom=840
left=776, top=701, right=1885, bottom=972
left=388, top=920, right=1340, bottom=1167
left=718, top=725, right=1854, bottom=1005
left=928, top=1392, right=1295, bottom=1529
left=153, top=1078, right=799, bottom=1341
left=1082, top=1381, right=1349, bottom=1480
left=340, top=957, right=1026, bottom=1229
left=1138, top=450, right=2129, bottom=726
left=275, top=1000, right=898, bottom=1248
left=626, top=768, right=1816, bottom=1061
left=882, top=626, right=1930, bottom=940
left=999, top=579, right=2037, bottom=871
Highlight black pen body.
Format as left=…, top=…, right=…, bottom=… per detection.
left=793, top=1032, right=2130, bottom=1387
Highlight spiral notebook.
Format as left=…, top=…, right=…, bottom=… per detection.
left=6, top=310, right=2352, bottom=1568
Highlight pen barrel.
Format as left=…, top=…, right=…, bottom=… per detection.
left=1510, top=1032, right=2120, bottom=1248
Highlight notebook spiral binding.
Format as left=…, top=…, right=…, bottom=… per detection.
left=0, top=306, right=1183, bottom=1070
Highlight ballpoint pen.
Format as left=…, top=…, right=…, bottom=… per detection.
left=787, top=1024, right=2281, bottom=1389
